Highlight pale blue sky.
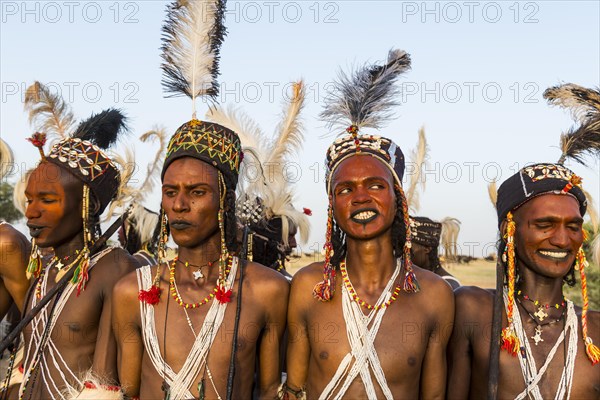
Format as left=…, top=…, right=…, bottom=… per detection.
left=1, top=1, right=599, bottom=260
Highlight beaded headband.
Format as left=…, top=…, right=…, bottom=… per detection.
left=409, top=216, right=442, bottom=248
left=161, top=119, right=242, bottom=190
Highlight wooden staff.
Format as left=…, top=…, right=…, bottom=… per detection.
left=487, top=257, right=504, bottom=400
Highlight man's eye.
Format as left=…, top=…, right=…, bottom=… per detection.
left=338, top=188, right=350, bottom=195
left=192, top=190, right=206, bottom=196
left=370, top=184, right=384, bottom=190
left=535, top=223, right=552, bottom=229
left=41, top=198, right=56, bottom=204
left=163, top=191, right=176, bottom=197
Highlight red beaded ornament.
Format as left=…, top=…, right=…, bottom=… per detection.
left=339, top=260, right=401, bottom=310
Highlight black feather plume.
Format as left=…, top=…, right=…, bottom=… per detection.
left=73, top=108, right=128, bottom=149
left=320, top=49, right=412, bottom=133
left=160, top=0, right=227, bottom=111
left=544, top=84, right=600, bottom=165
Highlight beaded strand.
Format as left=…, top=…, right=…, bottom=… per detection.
left=169, top=257, right=232, bottom=309
left=339, top=260, right=401, bottom=311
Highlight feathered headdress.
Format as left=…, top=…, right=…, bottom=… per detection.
left=24, top=81, right=75, bottom=143
left=440, top=217, right=461, bottom=262
left=109, top=128, right=167, bottom=251
left=160, top=0, right=226, bottom=118
left=207, top=81, right=310, bottom=270
left=0, top=138, right=14, bottom=181
left=495, top=83, right=600, bottom=364
left=23, top=81, right=129, bottom=295
left=314, top=49, right=418, bottom=303
left=544, top=84, right=600, bottom=165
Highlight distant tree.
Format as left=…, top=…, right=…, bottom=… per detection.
left=0, top=182, right=21, bottom=224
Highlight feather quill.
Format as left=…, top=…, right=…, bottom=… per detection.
left=488, top=180, right=498, bottom=209
left=161, top=0, right=227, bottom=118
left=543, top=84, right=600, bottom=164
left=23, top=81, right=74, bottom=140
left=320, top=49, right=411, bottom=133
left=73, top=108, right=128, bottom=149
left=104, top=147, right=136, bottom=221
left=136, top=127, right=168, bottom=201
left=406, top=126, right=428, bottom=213
left=267, top=81, right=306, bottom=167
left=440, top=217, right=461, bottom=262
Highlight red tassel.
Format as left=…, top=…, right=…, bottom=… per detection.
left=403, top=268, right=420, bottom=293
left=138, top=285, right=161, bottom=305
left=216, top=286, right=232, bottom=304
left=500, top=326, right=520, bottom=356
left=313, top=279, right=333, bottom=301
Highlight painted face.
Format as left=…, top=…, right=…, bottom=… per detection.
left=25, top=162, right=83, bottom=248
left=161, top=157, right=221, bottom=249
left=410, top=242, right=431, bottom=269
left=330, top=155, right=396, bottom=240
left=512, top=193, right=584, bottom=279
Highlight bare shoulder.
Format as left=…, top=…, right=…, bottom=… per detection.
left=454, top=285, right=494, bottom=321
left=413, top=265, right=453, bottom=297
left=95, top=247, right=140, bottom=277
left=244, top=260, right=290, bottom=294
left=290, top=262, right=325, bottom=290
left=0, top=223, right=29, bottom=258
left=0, top=223, right=28, bottom=244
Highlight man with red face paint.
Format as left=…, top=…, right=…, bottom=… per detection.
left=13, top=109, right=140, bottom=400
left=448, top=83, right=600, bottom=399
left=112, top=119, right=289, bottom=399
left=283, top=49, right=454, bottom=400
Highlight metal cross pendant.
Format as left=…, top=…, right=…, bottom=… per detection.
left=193, top=269, right=204, bottom=280
left=532, top=325, right=544, bottom=345
left=534, top=307, right=548, bottom=321
left=55, top=260, right=64, bottom=270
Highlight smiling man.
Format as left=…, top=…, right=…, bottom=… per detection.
left=15, top=110, right=140, bottom=399
left=448, top=164, right=600, bottom=399
left=283, top=49, right=454, bottom=400
left=448, top=83, right=600, bottom=399
left=112, top=119, right=289, bottom=399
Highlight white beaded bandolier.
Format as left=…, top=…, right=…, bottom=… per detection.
left=504, top=290, right=578, bottom=400
left=320, top=261, right=401, bottom=400
left=19, top=247, right=114, bottom=399
left=136, top=257, right=239, bottom=399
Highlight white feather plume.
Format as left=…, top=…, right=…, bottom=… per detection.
left=161, top=0, right=227, bottom=118
left=406, top=126, right=428, bottom=213
left=0, top=138, right=14, bottom=180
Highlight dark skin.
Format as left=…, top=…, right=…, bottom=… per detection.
left=17, top=162, right=139, bottom=399
left=113, top=157, right=289, bottom=399
left=411, top=242, right=460, bottom=290
left=447, top=194, right=600, bottom=399
left=286, top=155, right=454, bottom=399
left=0, top=222, right=30, bottom=318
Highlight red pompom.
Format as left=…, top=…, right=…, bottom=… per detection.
left=216, top=286, right=232, bottom=304
left=303, top=207, right=312, bottom=216
left=138, top=285, right=161, bottom=305
left=26, top=132, right=47, bottom=148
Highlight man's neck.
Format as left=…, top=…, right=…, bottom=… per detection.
left=345, top=235, right=396, bottom=289
left=53, top=233, right=86, bottom=260
left=175, top=236, right=223, bottom=283
left=516, top=265, right=566, bottom=305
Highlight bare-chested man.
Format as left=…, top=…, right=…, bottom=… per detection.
left=15, top=110, right=139, bottom=399
left=0, top=138, right=30, bottom=319
left=284, top=49, right=454, bottom=399
left=448, top=83, right=600, bottom=399
left=113, top=119, right=289, bottom=399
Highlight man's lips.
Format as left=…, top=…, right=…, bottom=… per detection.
left=170, top=221, right=193, bottom=230
left=27, top=224, right=45, bottom=238
left=537, top=249, right=570, bottom=261
left=350, top=209, right=378, bottom=224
